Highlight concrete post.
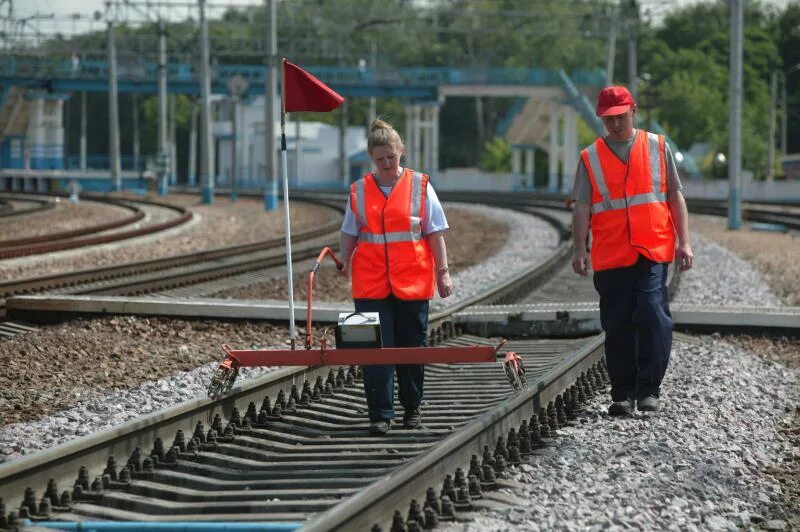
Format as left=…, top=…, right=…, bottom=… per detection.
left=340, top=99, right=348, bottom=186
left=263, top=0, right=278, bottom=209
left=562, top=107, right=578, bottom=193
left=199, top=0, right=214, bottom=204
left=107, top=20, right=122, bottom=191
left=525, top=147, right=535, bottom=188
left=728, top=0, right=743, bottom=229
left=512, top=147, right=521, bottom=184
left=188, top=100, right=197, bottom=187
left=548, top=107, right=560, bottom=191
left=431, top=103, right=440, bottom=177
left=80, top=91, right=87, bottom=171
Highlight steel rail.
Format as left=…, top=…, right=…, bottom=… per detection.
left=0, top=195, right=54, bottom=218
left=0, top=197, right=190, bottom=260
left=0, top=200, right=344, bottom=302
left=0, top=203, right=143, bottom=250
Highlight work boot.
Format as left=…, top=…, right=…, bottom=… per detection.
left=369, top=420, right=391, bottom=435
left=637, top=395, right=660, bottom=412
left=403, top=407, right=422, bottom=429
left=607, top=398, right=634, bottom=416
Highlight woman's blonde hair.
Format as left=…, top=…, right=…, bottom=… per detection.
left=367, top=118, right=404, bottom=155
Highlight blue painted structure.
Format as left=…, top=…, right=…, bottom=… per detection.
left=0, top=57, right=605, bottom=99
left=0, top=135, right=25, bottom=168
left=56, top=177, right=150, bottom=193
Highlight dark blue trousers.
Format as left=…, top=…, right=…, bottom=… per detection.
left=354, top=296, right=429, bottom=422
left=593, top=255, right=673, bottom=402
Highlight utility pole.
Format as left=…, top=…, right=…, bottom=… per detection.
left=264, top=0, right=278, bottom=210
left=780, top=72, right=788, bottom=158
left=627, top=0, right=639, bottom=100
left=228, top=75, right=248, bottom=202
left=768, top=70, right=777, bottom=181
left=157, top=20, right=169, bottom=195
left=188, top=100, right=197, bottom=187
left=728, top=0, right=743, bottom=230
left=369, top=39, right=377, bottom=125
left=132, top=94, right=140, bottom=173
left=80, top=91, right=87, bottom=171
left=606, top=2, right=618, bottom=86
left=106, top=7, right=122, bottom=191
left=199, top=0, right=214, bottom=204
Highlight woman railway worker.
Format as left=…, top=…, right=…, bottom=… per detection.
left=339, top=119, right=454, bottom=435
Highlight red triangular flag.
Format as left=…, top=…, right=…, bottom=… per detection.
left=283, top=60, right=345, bottom=113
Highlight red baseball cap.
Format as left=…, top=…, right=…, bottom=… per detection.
left=596, top=86, right=635, bottom=117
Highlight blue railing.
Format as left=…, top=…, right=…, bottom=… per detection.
left=0, top=56, right=605, bottom=90
left=66, top=154, right=146, bottom=171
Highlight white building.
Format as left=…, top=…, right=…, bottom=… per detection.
left=213, top=95, right=368, bottom=189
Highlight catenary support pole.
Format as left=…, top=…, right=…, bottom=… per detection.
left=188, top=100, right=197, bottom=187
left=199, top=0, right=214, bottom=204
left=264, top=0, right=278, bottom=210
left=132, top=94, right=140, bottom=173
left=158, top=21, right=169, bottom=196
left=728, top=0, right=743, bottom=229
left=605, top=2, right=618, bottom=86
left=80, top=91, right=87, bottom=171
left=768, top=70, right=777, bottom=181
left=107, top=16, right=122, bottom=191
left=627, top=0, right=639, bottom=101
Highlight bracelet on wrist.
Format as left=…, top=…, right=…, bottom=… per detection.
left=437, top=266, right=449, bottom=274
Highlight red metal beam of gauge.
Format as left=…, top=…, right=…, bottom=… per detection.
left=223, top=346, right=498, bottom=366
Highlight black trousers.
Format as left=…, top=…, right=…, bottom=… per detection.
left=593, top=255, right=673, bottom=402
left=354, top=296, right=429, bottom=422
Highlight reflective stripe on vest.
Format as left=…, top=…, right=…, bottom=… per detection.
left=585, top=132, right=667, bottom=214
left=354, top=171, right=425, bottom=244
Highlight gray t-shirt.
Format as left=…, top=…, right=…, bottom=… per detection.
left=571, top=130, right=682, bottom=205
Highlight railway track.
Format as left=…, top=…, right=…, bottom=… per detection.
left=0, top=199, right=344, bottom=316
left=1, top=190, right=798, bottom=530
left=0, top=194, right=53, bottom=219
left=0, top=194, right=192, bottom=260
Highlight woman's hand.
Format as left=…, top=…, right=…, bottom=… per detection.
left=437, top=270, right=454, bottom=298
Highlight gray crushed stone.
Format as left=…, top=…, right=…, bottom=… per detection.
left=441, top=335, right=798, bottom=532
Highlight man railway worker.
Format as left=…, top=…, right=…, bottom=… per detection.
left=570, top=85, right=694, bottom=416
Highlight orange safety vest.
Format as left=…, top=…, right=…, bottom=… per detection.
left=581, top=130, right=676, bottom=272
left=350, top=168, right=435, bottom=300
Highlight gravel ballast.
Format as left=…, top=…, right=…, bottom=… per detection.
left=442, top=334, right=798, bottom=531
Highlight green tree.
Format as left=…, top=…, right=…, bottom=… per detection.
left=479, top=137, right=511, bottom=172
left=639, top=0, right=780, bottom=178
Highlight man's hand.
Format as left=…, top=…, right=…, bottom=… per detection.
left=338, top=262, right=350, bottom=278
left=675, top=243, right=694, bottom=271
left=572, top=251, right=590, bottom=276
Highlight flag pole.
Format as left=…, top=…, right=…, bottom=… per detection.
left=280, top=58, right=297, bottom=347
